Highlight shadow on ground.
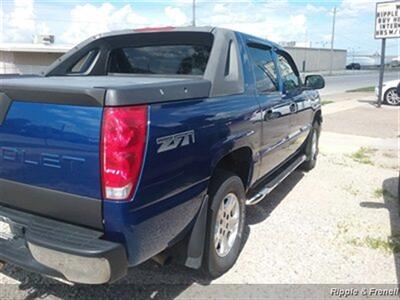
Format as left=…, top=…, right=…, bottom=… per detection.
left=0, top=171, right=305, bottom=299
left=357, top=99, right=378, bottom=107
left=360, top=175, right=400, bottom=284
left=246, top=171, right=304, bottom=226
left=1, top=258, right=209, bottom=299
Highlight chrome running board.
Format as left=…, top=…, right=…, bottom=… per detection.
left=246, top=155, right=307, bottom=206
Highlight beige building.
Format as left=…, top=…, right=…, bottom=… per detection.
left=0, top=43, right=70, bottom=75
left=0, top=43, right=346, bottom=75
left=285, top=46, right=347, bottom=72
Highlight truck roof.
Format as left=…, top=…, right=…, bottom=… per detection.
left=1, top=27, right=285, bottom=107
left=71, top=26, right=283, bottom=54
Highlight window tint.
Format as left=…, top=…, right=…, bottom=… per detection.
left=70, top=49, right=98, bottom=73
left=108, top=45, right=211, bottom=75
left=247, top=45, right=278, bottom=93
left=277, top=54, right=300, bottom=92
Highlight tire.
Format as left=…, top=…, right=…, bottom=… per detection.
left=384, top=88, right=400, bottom=106
left=300, top=122, right=320, bottom=171
left=203, top=171, right=246, bottom=278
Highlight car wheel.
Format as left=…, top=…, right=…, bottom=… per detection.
left=203, top=171, right=246, bottom=278
left=300, top=122, right=320, bottom=171
left=384, top=88, right=400, bottom=106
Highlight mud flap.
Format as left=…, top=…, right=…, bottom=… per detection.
left=184, top=194, right=209, bottom=269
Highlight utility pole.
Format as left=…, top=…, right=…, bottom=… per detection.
left=329, top=6, right=337, bottom=75
left=192, top=0, right=196, bottom=27
left=303, top=29, right=308, bottom=72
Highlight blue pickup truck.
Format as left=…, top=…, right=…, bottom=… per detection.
left=0, top=27, right=324, bottom=284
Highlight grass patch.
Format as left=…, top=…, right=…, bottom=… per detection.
left=348, top=235, right=400, bottom=253
left=373, top=188, right=384, bottom=198
left=343, top=184, right=360, bottom=196
left=373, top=188, right=397, bottom=200
left=348, top=147, right=375, bottom=165
left=321, top=100, right=334, bottom=106
left=346, top=86, right=375, bottom=93
left=337, top=222, right=350, bottom=236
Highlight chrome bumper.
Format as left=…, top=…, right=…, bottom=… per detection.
left=0, top=205, right=127, bottom=284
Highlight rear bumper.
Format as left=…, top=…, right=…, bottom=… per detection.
left=0, top=205, right=127, bottom=284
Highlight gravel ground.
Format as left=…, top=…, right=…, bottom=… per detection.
left=0, top=94, right=398, bottom=299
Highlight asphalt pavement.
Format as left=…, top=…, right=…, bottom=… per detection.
left=318, top=70, right=400, bottom=96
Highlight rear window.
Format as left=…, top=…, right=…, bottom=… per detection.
left=108, top=45, right=211, bottom=75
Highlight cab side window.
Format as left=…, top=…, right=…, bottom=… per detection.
left=277, top=53, right=300, bottom=92
left=247, top=44, right=279, bottom=94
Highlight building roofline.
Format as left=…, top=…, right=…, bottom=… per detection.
left=0, top=27, right=347, bottom=55
left=0, top=43, right=71, bottom=53
left=285, top=46, right=347, bottom=52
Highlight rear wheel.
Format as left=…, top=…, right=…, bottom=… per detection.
left=300, top=122, right=320, bottom=171
left=384, top=88, right=400, bottom=106
left=203, top=171, right=246, bottom=278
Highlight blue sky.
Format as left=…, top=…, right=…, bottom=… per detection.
left=1, top=0, right=399, bottom=55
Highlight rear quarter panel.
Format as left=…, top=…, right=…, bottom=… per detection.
left=103, top=94, right=262, bottom=265
left=103, top=31, right=262, bottom=265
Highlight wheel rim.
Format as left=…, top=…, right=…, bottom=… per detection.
left=386, top=89, right=400, bottom=105
left=214, top=193, right=240, bottom=257
left=311, top=131, right=317, bottom=159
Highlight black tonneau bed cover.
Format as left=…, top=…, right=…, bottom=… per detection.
left=0, top=75, right=211, bottom=107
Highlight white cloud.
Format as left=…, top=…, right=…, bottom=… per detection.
left=36, top=22, right=50, bottom=35
left=305, top=4, right=327, bottom=14
left=164, top=6, right=189, bottom=26
left=213, top=3, right=228, bottom=14
left=1, top=0, right=44, bottom=42
left=200, top=2, right=308, bottom=43
left=339, top=0, right=379, bottom=16
left=9, top=0, right=35, bottom=30
left=0, top=0, right=380, bottom=55
left=290, top=14, right=307, bottom=30
left=322, top=34, right=332, bottom=43
left=60, top=3, right=148, bottom=44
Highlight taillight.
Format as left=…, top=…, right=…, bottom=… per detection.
left=101, top=106, right=147, bottom=200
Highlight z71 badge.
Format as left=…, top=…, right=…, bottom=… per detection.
left=156, top=130, right=195, bottom=153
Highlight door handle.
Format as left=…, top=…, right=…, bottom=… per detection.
left=289, top=103, right=298, bottom=114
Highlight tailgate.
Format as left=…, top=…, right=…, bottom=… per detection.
left=0, top=94, right=103, bottom=229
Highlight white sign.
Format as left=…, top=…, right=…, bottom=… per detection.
left=375, top=1, right=400, bottom=39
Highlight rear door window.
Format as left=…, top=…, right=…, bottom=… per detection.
left=108, top=45, right=211, bottom=75
left=247, top=44, right=279, bottom=94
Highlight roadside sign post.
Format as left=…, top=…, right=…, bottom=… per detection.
left=377, top=38, right=386, bottom=108
left=375, top=1, right=400, bottom=107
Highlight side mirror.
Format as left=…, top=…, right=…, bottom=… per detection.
left=305, top=75, right=325, bottom=90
